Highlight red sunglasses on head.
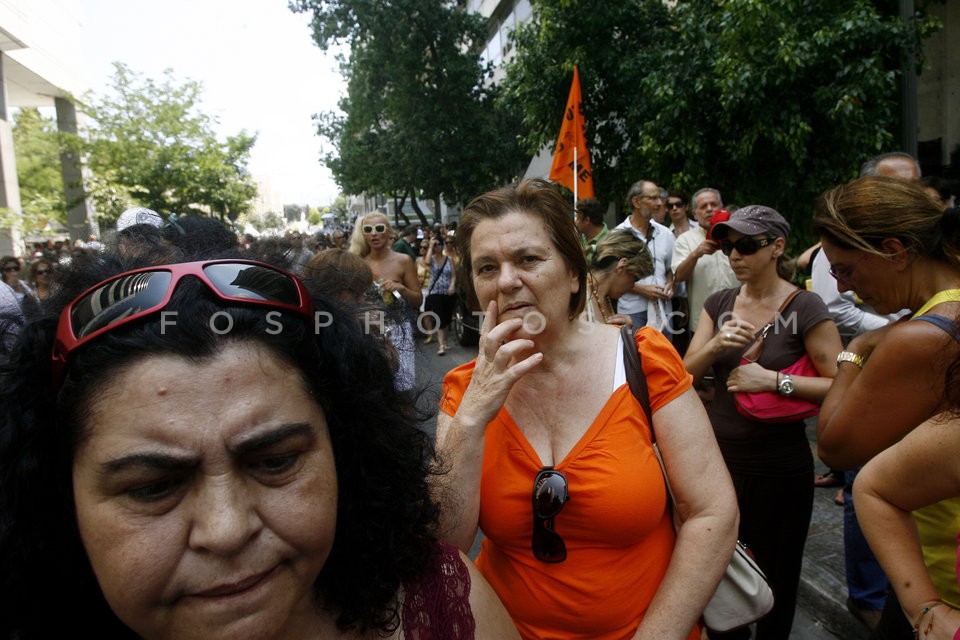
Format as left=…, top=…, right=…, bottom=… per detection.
left=52, top=260, right=314, bottom=388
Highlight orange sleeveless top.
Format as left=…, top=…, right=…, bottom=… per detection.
left=440, top=328, right=698, bottom=640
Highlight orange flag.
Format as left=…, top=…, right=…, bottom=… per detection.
left=548, top=65, right=594, bottom=200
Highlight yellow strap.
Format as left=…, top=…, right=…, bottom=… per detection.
left=912, top=289, right=960, bottom=319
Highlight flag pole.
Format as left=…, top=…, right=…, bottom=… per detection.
left=573, top=146, right=578, bottom=215
left=549, top=65, right=594, bottom=206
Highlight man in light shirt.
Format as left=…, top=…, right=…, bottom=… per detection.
left=614, top=180, right=674, bottom=331
left=671, top=187, right=739, bottom=333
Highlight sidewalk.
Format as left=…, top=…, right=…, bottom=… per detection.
left=801, top=419, right=871, bottom=639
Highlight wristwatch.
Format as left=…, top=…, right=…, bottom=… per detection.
left=836, top=351, right=866, bottom=369
left=777, top=373, right=796, bottom=396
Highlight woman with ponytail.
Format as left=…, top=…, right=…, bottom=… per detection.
left=814, top=176, right=960, bottom=637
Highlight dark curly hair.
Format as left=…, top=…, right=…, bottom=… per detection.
left=0, top=248, right=440, bottom=638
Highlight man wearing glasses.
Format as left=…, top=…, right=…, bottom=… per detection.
left=614, top=180, right=675, bottom=330
left=671, top=188, right=739, bottom=335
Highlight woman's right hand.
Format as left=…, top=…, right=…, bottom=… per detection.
left=456, top=300, right=543, bottom=430
left=711, top=319, right=756, bottom=354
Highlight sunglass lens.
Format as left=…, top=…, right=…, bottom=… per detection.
left=203, top=263, right=301, bottom=306
left=721, top=237, right=765, bottom=257
left=534, top=471, right=568, bottom=518
left=71, top=271, right=173, bottom=339
left=532, top=522, right=567, bottom=562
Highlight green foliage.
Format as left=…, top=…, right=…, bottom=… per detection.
left=290, top=0, right=527, bottom=218
left=502, top=0, right=939, bottom=250
left=308, top=207, right=322, bottom=225
left=329, top=194, right=350, bottom=222
left=284, top=204, right=307, bottom=221
left=499, top=0, right=672, bottom=206
left=241, top=209, right=286, bottom=232
left=11, top=108, right=66, bottom=235
left=77, top=63, right=259, bottom=225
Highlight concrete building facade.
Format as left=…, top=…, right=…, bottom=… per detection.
left=0, top=0, right=93, bottom=255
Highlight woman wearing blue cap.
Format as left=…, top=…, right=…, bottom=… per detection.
left=684, top=205, right=842, bottom=639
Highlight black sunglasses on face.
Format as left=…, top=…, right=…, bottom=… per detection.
left=720, top=235, right=777, bottom=257
left=4, top=265, right=19, bottom=273
left=34, top=269, right=50, bottom=276
left=532, top=467, right=569, bottom=563
left=666, top=202, right=684, bottom=209
left=362, top=224, right=387, bottom=234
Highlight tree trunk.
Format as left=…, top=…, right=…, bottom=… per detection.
left=393, top=192, right=409, bottom=227
left=409, top=190, right=430, bottom=228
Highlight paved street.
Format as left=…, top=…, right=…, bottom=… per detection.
left=412, top=336, right=848, bottom=639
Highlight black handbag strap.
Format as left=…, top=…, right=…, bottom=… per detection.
left=620, top=324, right=655, bottom=443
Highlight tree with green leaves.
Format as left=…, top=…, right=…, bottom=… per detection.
left=290, top=0, right=526, bottom=226
left=502, top=0, right=939, bottom=249
left=77, top=63, right=258, bottom=225
left=499, top=0, right=672, bottom=208
left=284, top=203, right=307, bottom=222
left=10, top=108, right=66, bottom=236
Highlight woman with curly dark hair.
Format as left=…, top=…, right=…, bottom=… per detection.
left=0, top=248, right=518, bottom=640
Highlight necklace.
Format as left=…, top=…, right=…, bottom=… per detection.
left=588, top=273, right=613, bottom=322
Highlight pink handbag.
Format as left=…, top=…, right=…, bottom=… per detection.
left=733, top=290, right=821, bottom=424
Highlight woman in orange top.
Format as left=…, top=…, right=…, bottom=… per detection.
left=436, top=179, right=739, bottom=639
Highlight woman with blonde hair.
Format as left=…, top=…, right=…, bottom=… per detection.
left=584, top=230, right=654, bottom=326
left=348, top=213, right=421, bottom=310
left=814, top=175, right=960, bottom=636
left=349, top=212, right=421, bottom=390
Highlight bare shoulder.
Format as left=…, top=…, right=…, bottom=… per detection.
left=884, top=316, right=958, bottom=349
left=569, top=320, right=622, bottom=357
left=392, top=250, right=415, bottom=266
left=459, top=550, right=521, bottom=640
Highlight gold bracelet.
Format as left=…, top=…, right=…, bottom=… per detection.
left=837, top=351, right=866, bottom=369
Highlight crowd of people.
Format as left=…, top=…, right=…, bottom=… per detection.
left=1, top=157, right=960, bottom=640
